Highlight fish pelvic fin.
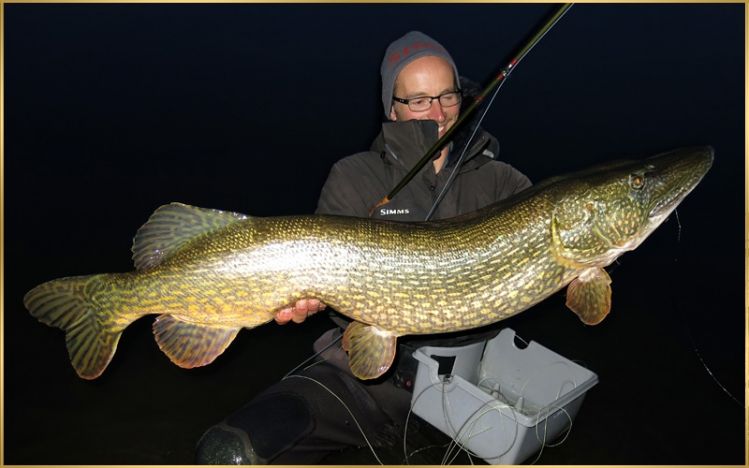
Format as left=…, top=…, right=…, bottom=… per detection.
left=23, top=274, right=132, bottom=380
left=342, top=321, right=398, bottom=380
left=565, top=267, right=612, bottom=325
left=132, top=202, right=249, bottom=271
left=152, top=315, right=240, bottom=369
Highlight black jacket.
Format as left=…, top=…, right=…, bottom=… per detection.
left=316, top=119, right=531, bottom=221
left=312, top=120, right=533, bottom=386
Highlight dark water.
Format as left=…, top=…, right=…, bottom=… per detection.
left=5, top=4, right=744, bottom=464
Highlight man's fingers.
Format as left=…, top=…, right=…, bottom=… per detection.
left=274, top=307, right=293, bottom=324
left=301, top=298, right=327, bottom=313
left=309, top=298, right=327, bottom=312
left=275, top=299, right=328, bottom=325
left=290, top=299, right=314, bottom=323
left=294, top=299, right=311, bottom=314
left=291, top=311, right=307, bottom=324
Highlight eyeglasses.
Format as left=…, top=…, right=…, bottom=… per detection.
left=392, top=90, right=462, bottom=112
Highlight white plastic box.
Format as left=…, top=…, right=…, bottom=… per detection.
left=411, top=328, right=598, bottom=464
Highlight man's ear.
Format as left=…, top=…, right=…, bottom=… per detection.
left=389, top=105, right=397, bottom=121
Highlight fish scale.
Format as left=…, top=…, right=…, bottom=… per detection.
left=24, top=147, right=713, bottom=380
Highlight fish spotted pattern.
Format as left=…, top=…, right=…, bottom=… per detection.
left=24, top=147, right=713, bottom=380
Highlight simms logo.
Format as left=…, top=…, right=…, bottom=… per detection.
left=380, top=208, right=410, bottom=216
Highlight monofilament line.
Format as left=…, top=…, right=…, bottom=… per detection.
left=283, top=374, right=384, bottom=465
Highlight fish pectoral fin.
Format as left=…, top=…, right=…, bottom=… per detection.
left=152, top=314, right=240, bottom=369
left=342, top=321, right=397, bottom=380
left=565, top=267, right=612, bottom=325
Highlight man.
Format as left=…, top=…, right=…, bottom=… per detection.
left=195, top=31, right=531, bottom=465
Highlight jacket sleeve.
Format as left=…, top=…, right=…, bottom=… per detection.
left=315, top=160, right=370, bottom=217
left=483, top=132, right=533, bottom=198
left=493, top=160, right=532, bottom=201
left=506, top=165, right=533, bottom=195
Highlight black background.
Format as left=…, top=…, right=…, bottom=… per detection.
left=4, top=3, right=745, bottom=464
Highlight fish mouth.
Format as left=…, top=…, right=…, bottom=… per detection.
left=647, top=146, right=714, bottom=219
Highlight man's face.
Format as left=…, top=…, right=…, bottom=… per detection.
left=388, top=55, right=461, bottom=138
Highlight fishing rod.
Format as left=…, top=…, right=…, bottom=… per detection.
left=368, top=3, right=574, bottom=217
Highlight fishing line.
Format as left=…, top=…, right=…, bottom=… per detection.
left=440, top=377, right=462, bottom=442
left=666, top=215, right=742, bottom=408
left=412, top=376, right=521, bottom=464
left=515, top=359, right=578, bottom=460
left=404, top=441, right=454, bottom=464
left=516, top=360, right=578, bottom=402
left=424, top=4, right=574, bottom=222
left=691, top=343, right=743, bottom=408
left=538, top=406, right=573, bottom=448
left=371, top=4, right=574, bottom=216
left=402, top=379, right=455, bottom=464
left=682, top=319, right=743, bottom=408
left=449, top=356, right=580, bottom=463
left=280, top=334, right=385, bottom=464
left=281, top=333, right=342, bottom=379
left=442, top=393, right=520, bottom=464
left=401, top=382, right=427, bottom=464
left=405, top=369, right=578, bottom=465
left=438, top=378, right=505, bottom=465
left=283, top=374, right=385, bottom=465
left=440, top=379, right=472, bottom=465
left=402, top=378, right=488, bottom=465
left=513, top=333, right=530, bottom=347
left=424, top=77, right=507, bottom=221
left=284, top=338, right=579, bottom=464
left=477, top=372, right=575, bottom=465
left=528, top=405, right=573, bottom=465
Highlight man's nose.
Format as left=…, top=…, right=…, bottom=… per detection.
left=426, top=99, right=446, bottom=122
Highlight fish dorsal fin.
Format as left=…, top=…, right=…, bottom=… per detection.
left=152, top=314, right=240, bottom=369
left=342, top=321, right=398, bottom=380
left=132, top=202, right=248, bottom=270
left=565, top=267, right=612, bottom=325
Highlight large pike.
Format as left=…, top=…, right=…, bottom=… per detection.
left=24, top=147, right=713, bottom=380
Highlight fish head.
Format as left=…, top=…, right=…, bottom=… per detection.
left=551, top=146, right=714, bottom=267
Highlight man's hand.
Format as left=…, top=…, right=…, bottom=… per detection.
left=274, top=298, right=327, bottom=325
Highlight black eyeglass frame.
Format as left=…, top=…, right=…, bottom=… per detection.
left=392, top=89, right=463, bottom=112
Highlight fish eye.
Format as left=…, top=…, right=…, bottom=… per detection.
left=629, top=174, right=645, bottom=190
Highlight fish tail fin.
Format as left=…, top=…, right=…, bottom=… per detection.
left=24, top=274, right=133, bottom=379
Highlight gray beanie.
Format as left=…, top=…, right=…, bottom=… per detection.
left=380, top=31, right=460, bottom=118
